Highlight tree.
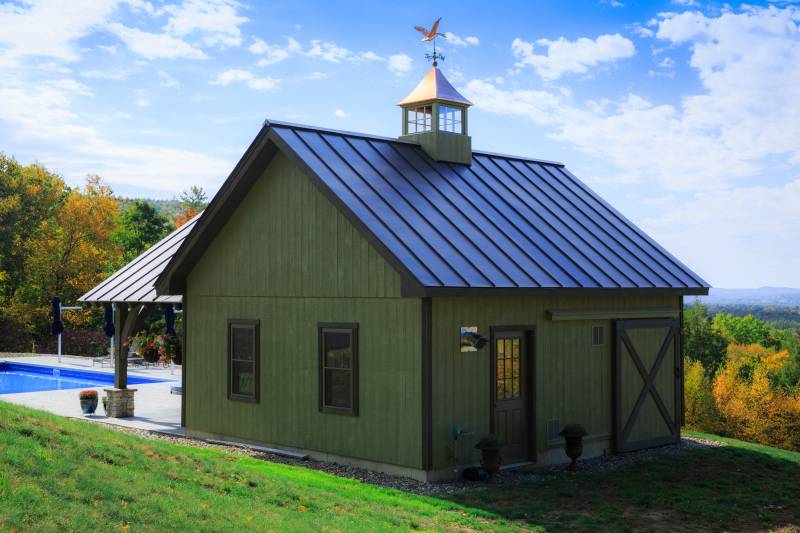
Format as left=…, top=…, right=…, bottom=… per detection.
left=683, top=301, right=728, bottom=373
left=179, top=185, right=208, bottom=211
left=18, top=176, right=120, bottom=330
left=175, top=185, right=207, bottom=227
left=0, top=154, right=68, bottom=303
left=113, top=200, right=171, bottom=263
left=712, top=313, right=771, bottom=346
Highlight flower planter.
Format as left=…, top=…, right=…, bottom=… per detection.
left=142, top=351, right=160, bottom=364
left=475, top=435, right=502, bottom=480
left=79, top=390, right=98, bottom=415
left=559, top=423, right=588, bottom=471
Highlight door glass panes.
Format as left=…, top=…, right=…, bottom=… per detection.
left=406, top=105, right=433, bottom=133
left=438, top=105, right=462, bottom=133
left=496, top=336, right=521, bottom=400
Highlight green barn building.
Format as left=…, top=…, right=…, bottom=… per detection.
left=90, top=65, right=709, bottom=481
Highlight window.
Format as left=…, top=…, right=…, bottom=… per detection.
left=319, top=323, right=358, bottom=415
left=228, top=320, right=259, bottom=401
left=438, top=104, right=463, bottom=133
left=406, top=105, right=433, bottom=134
left=496, top=337, right=521, bottom=400
left=592, top=325, right=604, bottom=346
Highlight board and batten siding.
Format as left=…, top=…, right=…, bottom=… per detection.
left=185, top=151, right=423, bottom=470
left=430, top=295, right=680, bottom=471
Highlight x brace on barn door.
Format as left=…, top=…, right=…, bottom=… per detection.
left=614, top=318, right=680, bottom=452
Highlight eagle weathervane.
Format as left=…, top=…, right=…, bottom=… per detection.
left=414, top=17, right=446, bottom=66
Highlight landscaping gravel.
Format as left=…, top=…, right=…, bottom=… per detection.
left=105, top=423, right=724, bottom=497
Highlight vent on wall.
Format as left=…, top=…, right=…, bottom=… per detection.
left=592, top=325, right=604, bottom=346
left=546, top=418, right=561, bottom=441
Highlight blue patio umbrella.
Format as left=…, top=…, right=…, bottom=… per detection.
left=50, top=297, right=64, bottom=335
left=164, top=305, right=176, bottom=336
left=103, top=303, right=115, bottom=338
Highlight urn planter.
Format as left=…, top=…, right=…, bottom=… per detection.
left=79, top=390, right=98, bottom=415
left=475, top=435, right=503, bottom=480
left=559, top=423, right=588, bottom=471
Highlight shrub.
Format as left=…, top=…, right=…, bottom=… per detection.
left=79, top=390, right=98, bottom=400
left=36, top=330, right=108, bottom=357
left=684, top=359, right=722, bottom=433
left=0, top=315, right=31, bottom=352
left=711, top=344, right=800, bottom=451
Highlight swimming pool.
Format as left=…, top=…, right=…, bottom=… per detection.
left=0, top=361, right=170, bottom=394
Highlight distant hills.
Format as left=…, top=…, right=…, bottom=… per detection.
left=689, top=287, right=800, bottom=307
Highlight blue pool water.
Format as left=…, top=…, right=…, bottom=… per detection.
left=0, top=361, right=169, bottom=394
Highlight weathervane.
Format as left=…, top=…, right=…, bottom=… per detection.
left=415, top=17, right=446, bottom=66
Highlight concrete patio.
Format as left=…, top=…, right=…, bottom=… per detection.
left=0, top=354, right=184, bottom=435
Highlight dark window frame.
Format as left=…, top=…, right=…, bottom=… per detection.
left=318, top=322, right=359, bottom=416
left=227, top=319, right=260, bottom=403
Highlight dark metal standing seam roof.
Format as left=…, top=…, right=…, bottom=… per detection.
left=78, top=214, right=200, bottom=303
left=266, top=121, right=708, bottom=292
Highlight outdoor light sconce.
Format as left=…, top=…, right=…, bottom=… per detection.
left=460, top=326, right=488, bottom=352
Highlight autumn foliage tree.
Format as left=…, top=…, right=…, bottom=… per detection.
left=0, top=154, right=68, bottom=305
left=174, top=185, right=207, bottom=227
left=686, top=343, right=800, bottom=451
left=17, top=176, right=120, bottom=330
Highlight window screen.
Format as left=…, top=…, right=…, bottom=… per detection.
left=319, top=324, right=358, bottom=415
left=228, top=320, right=259, bottom=401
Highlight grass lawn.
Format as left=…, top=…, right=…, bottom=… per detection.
left=1, top=401, right=799, bottom=533
left=448, top=430, right=800, bottom=531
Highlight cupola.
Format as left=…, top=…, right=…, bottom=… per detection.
left=397, top=65, right=473, bottom=165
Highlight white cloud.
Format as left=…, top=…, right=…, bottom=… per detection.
left=52, top=79, right=94, bottom=96
left=134, top=98, right=150, bottom=107
left=247, top=77, right=278, bottom=90
left=305, top=40, right=350, bottom=63
left=0, top=0, right=118, bottom=66
left=158, top=70, right=180, bottom=88
left=162, top=0, right=248, bottom=47
left=646, top=179, right=800, bottom=287
left=671, top=0, right=699, bottom=6
left=0, top=82, right=232, bottom=193
left=388, top=53, right=413, bottom=76
left=657, top=56, right=675, bottom=68
left=97, top=44, right=118, bottom=54
left=444, top=32, right=480, bottom=47
left=248, top=36, right=301, bottom=66
left=81, top=68, right=132, bottom=80
left=210, top=68, right=253, bottom=86
left=333, top=109, right=349, bottom=118
left=108, top=22, right=208, bottom=59
left=511, top=33, right=635, bottom=80
left=210, top=69, right=279, bottom=90
left=356, top=50, right=384, bottom=61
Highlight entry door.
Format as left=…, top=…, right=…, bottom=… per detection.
left=492, top=330, right=529, bottom=464
left=614, top=318, right=680, bottom=452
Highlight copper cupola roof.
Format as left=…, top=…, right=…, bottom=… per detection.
left=396, top=66, right=473, bottom=107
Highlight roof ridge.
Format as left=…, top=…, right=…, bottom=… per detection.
left=264, top=120, right=417, bottom=145
left=265, top=119, right=564, bottom=167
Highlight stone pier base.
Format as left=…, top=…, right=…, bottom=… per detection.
left=104, top=388, right=137, bottom=418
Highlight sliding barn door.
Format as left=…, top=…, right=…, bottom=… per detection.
left=614, top=318, right=680, bottom=452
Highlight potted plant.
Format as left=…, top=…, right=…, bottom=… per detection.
left=79, top=390, right=98, bottom=415
left=559, top=423, right=588, bottom=471
left=101, top=395, right=108, bottom=415
left=474, top=434, right=502, bottom=480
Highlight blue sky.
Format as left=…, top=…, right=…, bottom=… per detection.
left=1, top=1, right=798, bottom=289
